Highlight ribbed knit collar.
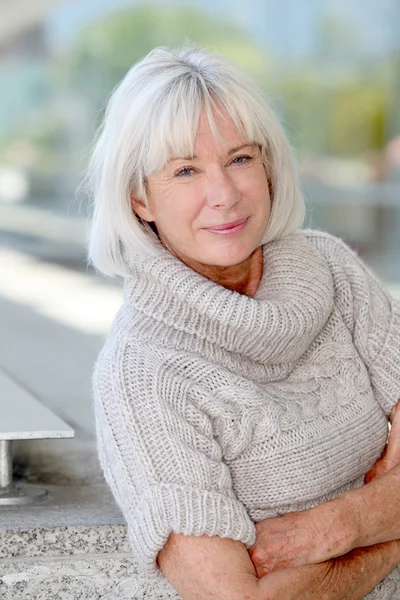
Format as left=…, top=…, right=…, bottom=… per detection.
left=123, top=232, right=334, bottom=364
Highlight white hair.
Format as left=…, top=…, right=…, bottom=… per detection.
left=87, top=46, right=305, bottom=277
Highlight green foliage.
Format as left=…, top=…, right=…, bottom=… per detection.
left=327, top=82, right=388, bottom=156
left=282, top=72, right=391, bottom=158
left=277, top=70, right=327, bottom=158
left=280, top=10, right=395, bottom=158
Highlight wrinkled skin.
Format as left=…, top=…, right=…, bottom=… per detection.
left=249, top=403, right=400, bottom=577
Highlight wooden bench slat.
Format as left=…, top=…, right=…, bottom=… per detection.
left=0, top=371, right=74, bottom=440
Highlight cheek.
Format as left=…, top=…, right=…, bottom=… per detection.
left=240, top=171, right=270, bottom=210
left=155, top=185, right=203, bottom=232
left=169, top=184, right=204, bottom=219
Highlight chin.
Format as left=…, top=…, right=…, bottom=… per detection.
left=201, top=244, right=255, bottom=267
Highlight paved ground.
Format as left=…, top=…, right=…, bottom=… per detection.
left=0, top=205, right=125, bottom=529
left=0, top=248, right=124, bottom=480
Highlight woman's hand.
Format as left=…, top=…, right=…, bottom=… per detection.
left=364, top=404, right=399, bottom=483
left=261, top=540, right=400, bottom=600
left=250, top=402, right=400, bottom=577
left=249, top=500, right=355, bottom=576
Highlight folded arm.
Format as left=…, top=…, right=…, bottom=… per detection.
left=250, top=402, right=400, bottom=575
left=159, top=411, right=400, bottom=600
left=158, top=531, right=400, bottom=600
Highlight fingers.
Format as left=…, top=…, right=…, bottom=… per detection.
left=364, top=465, right=378, bottom=484
left=389, top=402, right=398, bottom=425
left=364, top=402, right=400, bottom=483
left=386, top=401, right=400, bottom=468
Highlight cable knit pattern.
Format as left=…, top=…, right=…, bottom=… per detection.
left=93, top=230, right=400, bottom=598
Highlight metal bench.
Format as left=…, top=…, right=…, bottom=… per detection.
left=0, top=368, right=74, bottom=505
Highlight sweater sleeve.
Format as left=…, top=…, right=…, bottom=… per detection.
left=92, top=339, right=256, bottom=577
left=306, top=230, right=400, bottom=416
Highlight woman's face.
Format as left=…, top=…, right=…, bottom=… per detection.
left=132, top=108, right=271, bottom=269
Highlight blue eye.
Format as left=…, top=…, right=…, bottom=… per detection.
left=232, top=155, right=253, bottom=165
left=175, top=166, right=194, bottom=177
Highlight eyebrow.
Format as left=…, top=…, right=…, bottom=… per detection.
left=169, top=142, right=258, bottom=162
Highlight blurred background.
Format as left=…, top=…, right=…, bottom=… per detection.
left=0, top=0, right=399, bottom=442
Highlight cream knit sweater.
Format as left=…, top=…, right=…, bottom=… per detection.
left=93, top=230, right=400, bottom=598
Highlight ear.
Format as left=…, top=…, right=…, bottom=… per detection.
left=131, top=196, right=155, bottom=223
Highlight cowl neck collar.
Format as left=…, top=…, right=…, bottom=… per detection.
left=123, top=232, right=334, bottom=364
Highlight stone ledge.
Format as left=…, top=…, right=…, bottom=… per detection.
left=0, top=524, right=130, bottom=560
left=0, top=555, right=179, bottom=600
left=0, top=486, right=181, bottom=598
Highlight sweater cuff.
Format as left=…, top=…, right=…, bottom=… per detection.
left=371, top=299, right=400, bottom=416
left=125, top=484, right=257, bottom=577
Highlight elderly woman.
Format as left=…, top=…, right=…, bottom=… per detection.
left=88, top=46, right=400, bottom=599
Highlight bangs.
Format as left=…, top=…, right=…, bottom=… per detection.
left=141, top=73, right=264, bottom=178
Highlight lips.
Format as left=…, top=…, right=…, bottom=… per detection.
left=205, top=217, right=248, bottom=231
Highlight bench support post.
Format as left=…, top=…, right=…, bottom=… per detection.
left=0, top=439, right=48, bottom=506
left=0, top=439, right=12, bottom=488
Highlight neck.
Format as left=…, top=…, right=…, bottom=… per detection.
left=168, top=246, right=264, bottom=297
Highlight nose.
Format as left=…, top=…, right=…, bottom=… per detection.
left=206, top=167, right=241, bottom=210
